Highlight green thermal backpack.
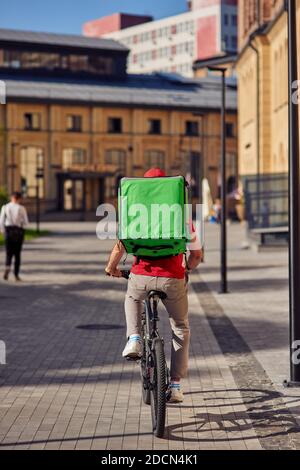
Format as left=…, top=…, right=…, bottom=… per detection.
left=118, top=176, right=190, bottom=258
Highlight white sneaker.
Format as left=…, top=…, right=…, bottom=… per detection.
left=122, top=336, right=143, bottom=359
left=168, top=387, right=184, bottom=403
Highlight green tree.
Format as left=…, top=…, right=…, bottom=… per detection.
left=0, top=187, right=9, bottom=209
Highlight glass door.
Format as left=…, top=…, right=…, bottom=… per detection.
left=63, top=179, right=85, bottom=211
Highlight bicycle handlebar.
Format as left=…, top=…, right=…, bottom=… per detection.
left=105, top=270, right=130, bottom=279
left=121, top=270, right=131, bottom=280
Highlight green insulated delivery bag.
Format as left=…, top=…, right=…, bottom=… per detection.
left=118, top=176, right=190, bottom=258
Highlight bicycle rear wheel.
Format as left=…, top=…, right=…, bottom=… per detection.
left=140, top=314, right=151, bottom=405
left=141, top=348, right=151, bottom=405
left=150, top=338, right=167, bottom=438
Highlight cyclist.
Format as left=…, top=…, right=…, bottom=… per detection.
left=105, top=168, right=203, bottom=403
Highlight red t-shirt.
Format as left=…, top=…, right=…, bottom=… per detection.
left=131, top=223, right=198, bottom=280
left=131, top=254, right=185, bottom=279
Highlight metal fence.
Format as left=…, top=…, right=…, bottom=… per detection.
left=243, top=173, right=288, bottom=230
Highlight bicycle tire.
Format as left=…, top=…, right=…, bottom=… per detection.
left=140, top=314, right=151, bottom=405
left=140, top=346, right=151, bottom=405
left=150, top=338, right=167, bottom=438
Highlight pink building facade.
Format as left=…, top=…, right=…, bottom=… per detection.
left=83, top=1, right=238, bottom=77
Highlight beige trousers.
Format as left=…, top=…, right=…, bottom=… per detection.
left=124, top=273, right=190, bottom=379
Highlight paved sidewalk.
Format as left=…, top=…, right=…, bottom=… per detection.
left=0, top=222, right=299, bottom=450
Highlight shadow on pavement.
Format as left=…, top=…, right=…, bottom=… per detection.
left=165, top=388, right=300, bottom=446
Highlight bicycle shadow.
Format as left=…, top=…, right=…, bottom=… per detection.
left=164, top=388, right=300, bottom=444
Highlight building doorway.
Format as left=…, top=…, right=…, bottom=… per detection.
left=63, top=179, right=85, bottom=211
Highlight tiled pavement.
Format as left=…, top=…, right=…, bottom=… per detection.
left=0, top=222, right=300, bottom=450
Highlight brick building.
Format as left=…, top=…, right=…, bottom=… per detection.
left=237, top=0, right=300, bottom=178
left=0, top=28, right=237, bottom=216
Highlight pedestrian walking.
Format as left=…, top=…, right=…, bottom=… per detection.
left=0, top=192, right=29, bottom=281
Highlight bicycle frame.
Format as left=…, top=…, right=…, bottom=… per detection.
left=142, top=295, right=170, bottom=393
left=145, top=295, right=160, bottom=341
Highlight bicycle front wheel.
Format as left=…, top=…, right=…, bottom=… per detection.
left=150, top=338, right=167, bottom=439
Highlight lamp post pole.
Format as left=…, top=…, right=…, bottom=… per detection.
left=209, top=67, right=228, bottom=294
left=8, top=143, right=19, bottom=192
left=193, top=112, right=206, bottom=261
left=284, top=0, right=300, bottom=388
left=36, top=150, right=44, bottom=234
left=192, top=111, right=206, bottom=204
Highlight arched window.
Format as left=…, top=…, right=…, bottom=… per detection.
left=63, top=148, right=86, bottom=169
left=144, top=150, right=165, bottom=170
left=20, top=146, right=44, bottom=198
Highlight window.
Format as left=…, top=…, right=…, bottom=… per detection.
left=185, top=121, right=199, bottom=136
left=148, top=119, right=161, bottom=135
left=24, top=113, right=41, bottom=131
left=226, top=123, right=235, bottom=138
left=108, top=117, right=122, bottom=134
left=190, top=152, right=201, bottom=198
left=0, top=48, right=114, bottom=77
left=232, top=15, right=237, bottom=27
left=67, top=115, right=82, bottom=132
left=145, top=150, right=165, bottom=170
left=223, top=35, right=229, bottom=49
left=20, top=147, right=44, bottom=198
left=224, top=14, right=229, bottom=26
left=231, top=36, right=237, bottom=50
left=63, top=148, right=86, bottom=168
left=105, top=149, right=126, bottom=173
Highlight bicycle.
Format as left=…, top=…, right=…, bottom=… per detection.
left=121, top=270, right=170, bottom=439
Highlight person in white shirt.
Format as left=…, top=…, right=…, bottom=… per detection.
left=0, top=192, right=29, bottom=281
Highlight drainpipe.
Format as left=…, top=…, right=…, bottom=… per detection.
left=257, top=0, right=261, bottom=27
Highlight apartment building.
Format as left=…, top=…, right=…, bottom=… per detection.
left=83, top=0, right=238, bottom=77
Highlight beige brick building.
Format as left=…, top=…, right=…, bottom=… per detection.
left=236, top=0, right=300, bottom=179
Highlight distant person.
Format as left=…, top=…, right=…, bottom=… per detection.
left=0, top=192, right=29, bottom=281
left=210, top=198, right=222, bottom=224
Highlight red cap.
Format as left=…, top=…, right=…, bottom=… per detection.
left=144, top=168, right=166, bottom=178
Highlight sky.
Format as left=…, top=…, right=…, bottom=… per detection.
left=0, top=0, right=188, bottom=35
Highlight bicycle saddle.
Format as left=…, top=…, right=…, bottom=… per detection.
left=148, top=290, right=167, bottom=300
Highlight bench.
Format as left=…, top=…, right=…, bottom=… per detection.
left=251, top=226, right=289, bottom=245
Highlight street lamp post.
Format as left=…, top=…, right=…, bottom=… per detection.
left=36, top=150, right=44, bottom=234
left=284, top=0, right=300, bottom=388
left=192, top=112, right=206, bottom=262
left=192, top=112, right=206, bottom=204
left=8, top=143, right=19, bottom=192
left=208, top=67, right=228, bottom=294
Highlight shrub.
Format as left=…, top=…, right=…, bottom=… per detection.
left=0, top=187, right=9, bottom=209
